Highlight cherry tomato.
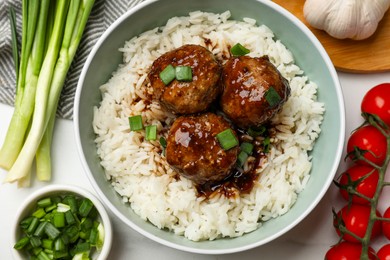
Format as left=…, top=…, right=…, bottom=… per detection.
left=382, top=207, right=390, bottom=240
left=347, top=125, right=387, bottom=166
left=334, top=204, right=382, bottom=243
left=325, top=241, right=377, bottom=260
left=339, top=165, right=379, bottom=205
left=378, top=244, right=390, bottom=260
left=361, top=83, right=390, bottom=126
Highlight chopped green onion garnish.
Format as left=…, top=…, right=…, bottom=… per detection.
left=264, top=86, right=281, bottom=107
left=37, top=251, right=51, bottom=260
left=32, top=247, right=43, bottom=256
left=53, top=250, right=68, bottom=259
left=80, top=218, right=93, bottom=232
left=159, top=136, right=167, bottom=156
left=240, top=142, right=254, bottom=155
left=44, top=222, right=60, bottom=240
left=64, top=210, right=77, bottom=225
left=37, top=198, right=52, bottom=208
left=145, top=125, right=157, bottom=141
left=175, top=66, right=193, bottom=81
left=54, top=237, right=65, bottom=251
left=80, top=230, right=91, bottom=240
left=248, top=125, right=266, bottom=137
left=96, top=223, right=105, bottom=250
left=159, top=136, right=167, bottom=148
left=72, top=242, right=90, bottom=254
left=72, top=252, right=90, bottom=260
left=263, top=136, right=271, bottom=153
left=63, top=196, right=78, bottom=214
left=44, top=204, right=57, bottom=213
left=79, top=199, right=94, bottom=217
left=42, top=239, right=53, bottom=250
left=216, top=129, right=239, bottom=150
left=53, top=212, right=65, bottom=228
left=30, top=236, right=42, bottom=248
left=20, top=216, right=34, bottom=230
left=230, top=43, right=250, bottom=56
left=15, top=194, right=104, bottom=259
left=56, top=202, right=71, bottom=213
left=32, top=208, right=46, bottom=219
left=51, top=196, right=62, bottom=204
left=27, top=217, right=39, bottom=234
left=14, top=237, right=30, bottom=250
left=128, top=115, right=144, bottom=131
left=89, top=228, right=99, bottom=246
left=34, top=222, right=47, bottom=237
left=159, top=64, right=176, bottom=85
left=237, top=151, right=249, bottom=168
left=65, top=225, right=79, bottom=243
left=60, top=233, right=70, bottom=245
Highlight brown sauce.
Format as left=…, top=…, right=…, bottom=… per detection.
left=195, top=141, right=268, bottom=199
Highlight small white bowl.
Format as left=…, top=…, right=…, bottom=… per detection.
left=11, top=184, right=112, bottom=260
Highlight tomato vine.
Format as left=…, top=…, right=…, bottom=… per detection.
left=327, top=83, right=390, bottom=260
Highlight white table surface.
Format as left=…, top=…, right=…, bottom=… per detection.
left=1, top=71, right=390, bottom=259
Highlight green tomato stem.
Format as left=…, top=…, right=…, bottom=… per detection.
left=358, top=117, right=390, bottom=259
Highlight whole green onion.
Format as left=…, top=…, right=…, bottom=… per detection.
left=1, top=0, right=95, bottom=185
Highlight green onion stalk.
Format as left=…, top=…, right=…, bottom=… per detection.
left=333, top=114, right=390, bottom=260
left=36, top=0, right=95, bottom=182
left=2, top=0, right=95, bottom=185
left=0, top=0, right=42, bottom=170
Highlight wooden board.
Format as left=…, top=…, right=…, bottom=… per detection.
left=273, top=0, right=390, bottom=73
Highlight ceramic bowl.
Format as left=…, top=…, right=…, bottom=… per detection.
left=11, top=184, right=112, bottom=259
left=74, top=0, right=345, bottom=254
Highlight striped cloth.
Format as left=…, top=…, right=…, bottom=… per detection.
left=0, top=0, right=145, bottom=119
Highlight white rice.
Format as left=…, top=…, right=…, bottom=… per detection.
left=92, top=11, right=325, bottom=241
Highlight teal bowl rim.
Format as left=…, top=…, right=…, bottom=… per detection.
left=74, top=0, right=345, bottom=254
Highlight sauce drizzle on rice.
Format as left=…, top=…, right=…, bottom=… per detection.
left=93, top=10, right=325, bottom=241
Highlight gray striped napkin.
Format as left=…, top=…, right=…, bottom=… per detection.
left=0, top=0, right=145, bottom=119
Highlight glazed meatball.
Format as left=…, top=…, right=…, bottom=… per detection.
left=165, top=113, right=239, bottom=185
left=148, top=44, right=221, bottom=114
left=220, top=55, right=290, bottom=129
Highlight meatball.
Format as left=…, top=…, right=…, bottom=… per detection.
left=165, top=113, right=239, bottom=185
left=148, top=44, right=221, bottom=114
left=220, top=55, right=290, bottom=129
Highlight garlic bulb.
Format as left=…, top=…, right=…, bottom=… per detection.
left=303, top=0, right=390, bottom=40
